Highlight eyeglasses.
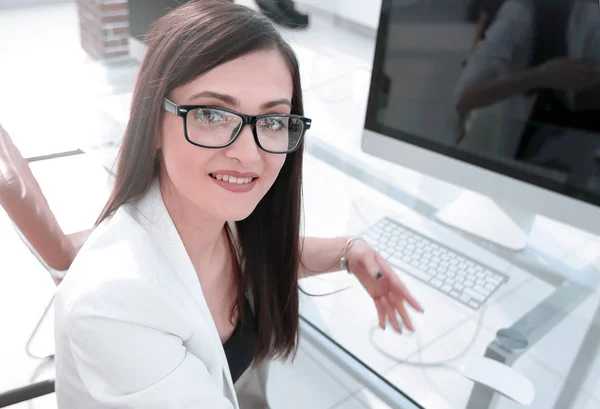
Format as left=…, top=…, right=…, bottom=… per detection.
left=162, top=98, right=311, bottom=154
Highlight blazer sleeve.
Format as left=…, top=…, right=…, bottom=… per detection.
left=65, top=278, right=234, bottom=409
left=454, top=0, right=534, bottom=101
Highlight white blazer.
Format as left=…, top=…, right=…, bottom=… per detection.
left=54, top=179, right=256, bottom=409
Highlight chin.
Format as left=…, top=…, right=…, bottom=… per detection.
left=218, top=205, right=258, bottom=222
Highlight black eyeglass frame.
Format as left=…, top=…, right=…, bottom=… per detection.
left=162, top=98, right=311, bottom=154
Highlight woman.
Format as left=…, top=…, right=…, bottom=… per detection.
left=53, top=1, right=422, bottom=408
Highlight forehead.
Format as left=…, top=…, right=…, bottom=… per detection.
left=175, top=48, right=294, bottom=104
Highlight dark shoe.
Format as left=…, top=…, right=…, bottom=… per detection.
left=256, top=0, right=309, bottom=29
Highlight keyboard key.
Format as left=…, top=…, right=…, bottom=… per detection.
left=464, top=288, right=486, bottom=302
left=468, top=300, right=481, bottom=309
left=486, top=276, right=502, bottom=286
left=430, top=279, right=443, bottom=288
left=474, top=284, right=491, bottom=296
left=388, top=257, right=433, bottom=283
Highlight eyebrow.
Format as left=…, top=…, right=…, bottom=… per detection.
left=189, top=91, right=292, bottom=110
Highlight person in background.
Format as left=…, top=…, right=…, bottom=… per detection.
left=470, top=0, right=506, bottom=49
left=53, top=1, right=422, bottom=408
left=455, top=0, right=600, bottom=120
left=233, top=0, right=309, bottom=28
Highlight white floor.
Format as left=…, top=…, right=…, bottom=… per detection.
left=0, top=1, right=394, bottom=408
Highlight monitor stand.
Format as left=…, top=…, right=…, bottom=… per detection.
left=435, top=190, right=535, bottom=251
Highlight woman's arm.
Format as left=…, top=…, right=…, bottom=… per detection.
left=298, top=236, right=349, bottom=279
left=456, top=67, right=542, bottom=114
left=457, top=59, right=600, bottom=115
left=65, top=279, right=234, bottom=409
left=454, top=0, right=537, bottom=114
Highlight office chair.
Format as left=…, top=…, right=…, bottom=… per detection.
left=0, top=123, right=92, bottom=405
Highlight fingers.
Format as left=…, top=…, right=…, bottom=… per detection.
left=401, top=285, right=424, bottom=313
left=374, top=298, right=386, bottom=330
left=390, top=293, right=414, bottom=332
left=375, top=253, right=424, bottom=313
left=380, top=297, right=401, bottom=333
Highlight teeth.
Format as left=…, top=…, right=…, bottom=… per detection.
left=211, top=174, right=255, bottom=185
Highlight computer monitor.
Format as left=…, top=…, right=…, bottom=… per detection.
left=362, top=0, right=600, bottom=250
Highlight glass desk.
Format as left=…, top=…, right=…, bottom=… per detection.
left=298, top=147, right=600, bottom=409
left=88, top=142, right=600, bottom=409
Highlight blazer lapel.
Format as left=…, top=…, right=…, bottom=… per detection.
left=134, top=180, right=239, bottom=407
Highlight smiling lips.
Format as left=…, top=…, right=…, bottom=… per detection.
left=209, top=172, right=259, bottom=193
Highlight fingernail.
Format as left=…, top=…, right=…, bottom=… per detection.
left=375, top=271, right=383, bottom=279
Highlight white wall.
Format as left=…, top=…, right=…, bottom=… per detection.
left=0, top=0, right=73, bottom=8
left=296, top=0, right=382, bottom=30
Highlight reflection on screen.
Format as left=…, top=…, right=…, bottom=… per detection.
left=372, top=0, right=600, bottom=199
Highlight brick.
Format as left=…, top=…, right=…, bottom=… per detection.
left=103, top=38, right=128, bottom=48
left=102, top=14, right=128, bottom=24
left=103, top=26, right=128, bottom=36
left=76, top=0, right=129, bottom=60
left=100, top=2, right=128, bottom=12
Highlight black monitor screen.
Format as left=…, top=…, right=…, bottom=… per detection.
left=365, top=0, right=600, bottom=206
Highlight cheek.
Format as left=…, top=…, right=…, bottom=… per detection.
left=262, top=154, right=287, bottom=185
left=160, top=122, right=212, bottom=188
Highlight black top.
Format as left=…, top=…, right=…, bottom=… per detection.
left=223, top=298, right=258, bottom=384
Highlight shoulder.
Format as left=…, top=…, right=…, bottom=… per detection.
left=66, top=204, right=166, bottom=282
left=55, top=204, right=184, bottom=327
left=486, top=0, right=533, bottom=39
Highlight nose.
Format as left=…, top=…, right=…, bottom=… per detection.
left=223, top=124, right=261, bottom=165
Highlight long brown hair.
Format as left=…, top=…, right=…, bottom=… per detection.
left=97, top=0, right=303, bottom=363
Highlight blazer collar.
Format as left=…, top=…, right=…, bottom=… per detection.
left=132, top=179, right=238, bottom=406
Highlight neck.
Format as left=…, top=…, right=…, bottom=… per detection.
left=159, top=176, right=226, bottom=264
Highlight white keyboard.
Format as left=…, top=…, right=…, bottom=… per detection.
left=362, top=217, right=509, bottom=310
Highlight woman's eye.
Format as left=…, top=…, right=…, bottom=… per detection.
left=196, top=109, right=225, bottom=123
left=264, top=118, right=284, bottom=131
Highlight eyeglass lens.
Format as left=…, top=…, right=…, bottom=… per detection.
left=186, top=107, right=304, bottom=152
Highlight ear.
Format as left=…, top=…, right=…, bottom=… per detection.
left=154, top=115, right=165, bottom=151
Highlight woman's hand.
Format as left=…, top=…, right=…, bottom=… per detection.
left=536, top=58, right=600, bottom=92
left=346, top=239, right=424, bottom=333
